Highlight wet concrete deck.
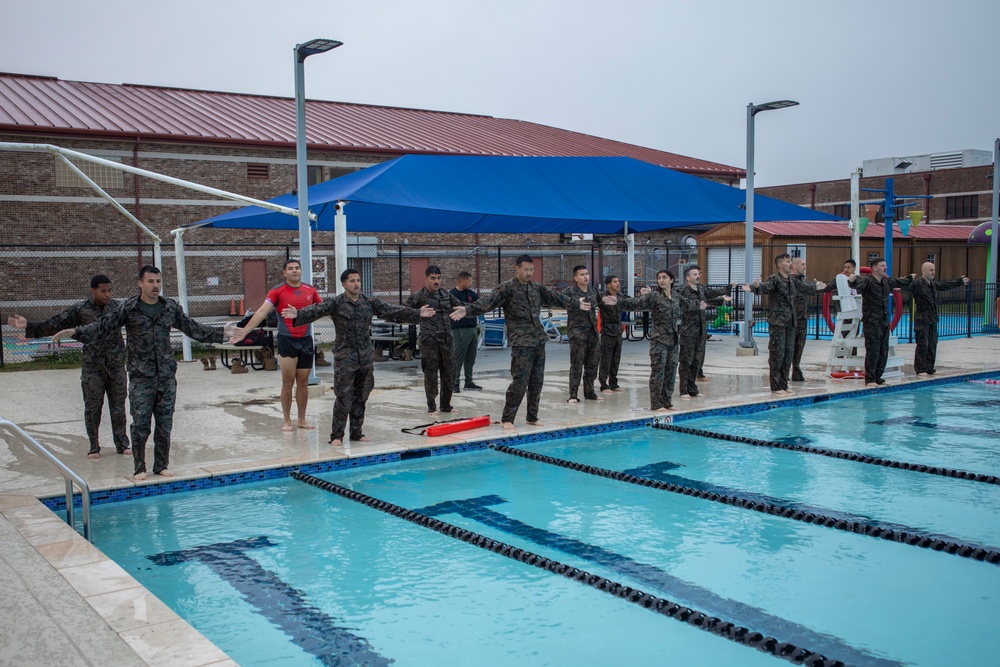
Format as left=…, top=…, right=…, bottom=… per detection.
left=1, top=334, right=998, bottom=666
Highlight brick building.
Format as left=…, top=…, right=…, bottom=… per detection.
left=0, top=72, right=742, bottom=317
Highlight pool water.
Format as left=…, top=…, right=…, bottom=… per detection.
left=93, top=382, right=1000, bottom=666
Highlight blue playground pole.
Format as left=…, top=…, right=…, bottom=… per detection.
left=883, top=178, right=895, bottom=276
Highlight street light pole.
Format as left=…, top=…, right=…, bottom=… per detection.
left=294, top=38, right=342, bottom=384
left=741, top=99, right=799, bottom=352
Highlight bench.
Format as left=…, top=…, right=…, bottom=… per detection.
left=212, top=343, right=265, bottom=370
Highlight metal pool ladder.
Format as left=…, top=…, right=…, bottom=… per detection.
left=0, top=417, right=92, bottom=542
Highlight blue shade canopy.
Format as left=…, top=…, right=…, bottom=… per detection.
left=188, top=155, right=840, bottom=234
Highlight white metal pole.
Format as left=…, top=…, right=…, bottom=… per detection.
left=172, top=229, right=193, bottom=361
left=626, top=230, right=635, bottom=297
left=742, top=103, right=756, bottom=350
left=335, top=202, right=348, bottom=295
left=850, top=169, right=861, bottom=265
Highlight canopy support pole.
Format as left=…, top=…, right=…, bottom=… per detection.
left=171, top=228, right=193, bottom=361
left=625, top=224, right=635, bottom=297
left=850, top=169, right=861, bottom=265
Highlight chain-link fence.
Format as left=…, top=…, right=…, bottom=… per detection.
left=2, top=240, right=996, bottom=366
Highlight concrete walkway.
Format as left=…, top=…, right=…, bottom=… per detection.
left=1, top=333, right=998, bottom=666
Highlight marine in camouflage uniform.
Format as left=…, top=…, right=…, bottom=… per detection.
left=597, top=281, right=626, bottom=392
left=562, top=281, right=602, bottom=400
left=676, top=282, right=730, bottom=397
left=293, top=292, right=423, bottom=442
left=23, top=297, right=129, bottom=456
left=405, top=285, right=464, bottom=412
left=617, top=283, right=682, bottom=410
left=463, top=277, right=581, bottom=425
left=748, top=271, right=819, bottom=392
left=852, top=267, right=913, bottom=384
left=74, top=288, right=224, bottom=476
left=909, top=267, right=967, bottom=375
left=790, top=273, right=815, bottom=382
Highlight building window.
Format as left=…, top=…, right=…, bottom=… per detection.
left=308, top=165, right=324, bottom=186
left=945, top=195, right=978, bottom=220
left=787, top=244, right=806, bottom=261
left=247, top=163, right=270, bottom=179
left=867, top=252, right=880, bottom=265
left=832, top=204, right=850, bottom=219
left=926, top=253, right=936, bottom=265
left=55, top=155, right=123, bottom=189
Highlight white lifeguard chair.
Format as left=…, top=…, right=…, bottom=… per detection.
left=826, top=275, right=904, bottom=378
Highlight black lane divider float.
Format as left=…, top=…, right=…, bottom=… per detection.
left=489, top=444, right=1000, bottom=566
left=652, top=422, right=1000, bottom=486
left=289, top=472, right=847, bottom=667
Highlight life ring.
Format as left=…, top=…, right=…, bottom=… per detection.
left=822, top=267, right=903, bottom=333
left=830, top=370, right=865, bottom=379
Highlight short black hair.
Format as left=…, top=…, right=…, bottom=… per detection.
left=515, top=254, right=533, bottom=267
left=457, top=271, right=472, bottom=280
left=340, top=268, right=360, bottom=282
left=683, top=264, right=700, bottom=278
left=425, top=265, right=442, bottom=277
left=138, top=265, right=160, bottom=280
left=572, top=265, right=587, bottom=276
left=844, top=259, right=857, bottom=268
left=869, top=257, right=885, bottom=268
left=90, top=274, right=111, bottom=288
left=283, top=258, right=301, bottom=270
left=604, top=274, right=617, bottom=286
left=774, top=252, right=791, bottom=266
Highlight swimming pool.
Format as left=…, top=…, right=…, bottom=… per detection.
left=87, top=380, right=1000, bottom=666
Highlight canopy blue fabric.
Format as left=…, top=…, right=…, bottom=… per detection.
left=189, top=155, right=839, bottom=234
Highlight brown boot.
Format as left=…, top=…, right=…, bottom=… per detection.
left=262, top=347, right=278, bottom=371
left=315, top=350, right=332, bottom=366
left=209, top=356, right=218, bottom=370
left=231, top=358, right=249, bottom=374
left=201, top=358, right=210, bottom=371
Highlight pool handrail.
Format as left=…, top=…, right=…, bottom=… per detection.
left=0, top=417, right=92, bottom=542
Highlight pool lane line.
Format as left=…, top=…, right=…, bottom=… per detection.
left=149, top=536, right=392, bottom=667
left=289, top=472, right=850, bottom=667
left=652, top=422, right=1000, bottom=486
left=489, top=444, right=1000, bottom=567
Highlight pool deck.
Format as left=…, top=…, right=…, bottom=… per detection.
left=1, top=334, right=998, bottom=666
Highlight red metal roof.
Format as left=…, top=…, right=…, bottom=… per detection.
left=0, top=73, right=742, bottom=176
left=749, top=221, right=977, bottom=240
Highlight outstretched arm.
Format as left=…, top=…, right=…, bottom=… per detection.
left=229, top=301, right=274, bottom=344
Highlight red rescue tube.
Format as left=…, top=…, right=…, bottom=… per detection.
left=425, top=415, right=491, bottom=437
left=830, top=370, right=865, bottom=379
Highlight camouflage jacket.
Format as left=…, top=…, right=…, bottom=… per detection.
left=26, top=298, right=125, bottom=369
left=562, top=284, right=601, bottom=338
left=910, top=277, right=966, bottom=325
left=597, top=292, right=627, bottom=337
left=74, top=295, right=223, bottom=380
left=791, top=274, right=816, bottom=319
left=465, top=279, right=578, bottom=347
left=853, top=275, right=913, bottom=326
left=676, top=283, right=730, bottom=338
left=750, top=273, right=817, bottom=327
left=293, top=293, right=422, bottom=369
left=618, top=288, right=682, bottom=345
left=404, top=287, right=463, bottom=343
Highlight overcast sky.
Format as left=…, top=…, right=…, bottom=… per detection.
left=1, top=0, right=996, bottom=186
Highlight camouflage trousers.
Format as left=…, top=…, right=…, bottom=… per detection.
left=129, top=376, right=177, bottom=475
left=791, top=320, right=808, bottom=379
left=420, top=338, right=455, bottom=411
left=503, top=343, right=546, bottom=424
left=81, top=363, right=129, bottom=455
left=331, top=364, right=375, bottom=441
left=568, top=330, right=600, bottom=399
left=766, top=324, right=796, bottom=391
left=452, top=327, right=478, bottom=386
left=678, top=332, right=705, bottom=397
left=598, top=333, right=622, bottom=391
left=863, top=322, right=890, bottom=382
left=649, top=340, right=679, bottom=410
left=913, top=322, right=938, bottom=374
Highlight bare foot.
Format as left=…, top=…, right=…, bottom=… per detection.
left=602, top=389, right=614, bottom=395
left=157, top=469, right=175, bottom=477
left=133, top=472, right=147, bottom=481
left=502, top=421, right=516, bottom=431
left=526, top=420, right=544, bottom=427
left=297, top=422, right=316, bottom=430
left=567, top=398, right=579, bottom=404
left=917, top=372, right=928, bottom=377
left=612, top=387, right=624, bottom=392
left=282, top=423, right=295, bottom=433
left=587, top=395, right=605, bottom=401
left=691, top=393, right=703, bottom=398
left=652, top=407, right=671, bottom=414
left=330, top=438, right=343, bottom=447
left=772, top=389, right=788, bottom=395
left=680, top=395, right=691, bottom=401
left=784, top=389, right=796, bottom=395
left=428, top=410, right=440, bottom=417
left=120, top=448, right=131, bottom=455
left=88, top=452, right=100, bottom=460
left=355, top=436, right=371, bottom=442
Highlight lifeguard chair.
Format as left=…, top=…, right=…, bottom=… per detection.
left=826, top=274, right=904, bottom=378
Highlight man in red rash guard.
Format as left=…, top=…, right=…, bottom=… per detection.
left=232, top=259, right=322, bottom=432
